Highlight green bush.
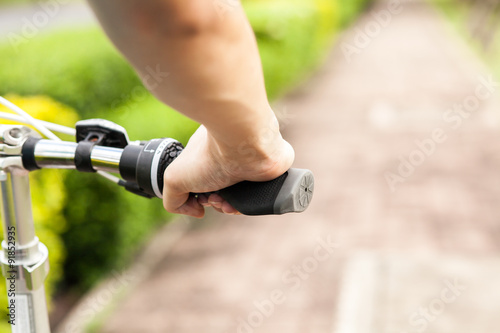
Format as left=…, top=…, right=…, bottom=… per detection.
left=244, top=0, right=338, bottom=99
left=430, top=0, right=500, bottom=86
left=0, top=29, right=141, bottom=118
left=244, top=0, right=374, bottom=99
left=337, top=0, right=374, bottom=27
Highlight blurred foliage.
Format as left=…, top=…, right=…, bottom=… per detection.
left=432, top=0, right=500, bottom=49
left=0, top=29, right=142, bottom=119
left=244, top=0, right=338, bottom=99
left=337, top=0, right=375, bottom=27
left=0, top=0, right=51, bottom=4
left=243, top=0, right=373, bottom=99
left=0, top=95, right=78, bottom=332
left=0, top=1, right=371, bottom=330
left=430, top=0, right=500, bottom=81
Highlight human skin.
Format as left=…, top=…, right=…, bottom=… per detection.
left=87, top=0, right=294, bottom=217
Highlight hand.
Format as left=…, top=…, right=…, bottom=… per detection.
left=162, top=124, right=295, bottom=218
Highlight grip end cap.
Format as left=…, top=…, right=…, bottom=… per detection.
left=273, top=169, right=314, bottom=215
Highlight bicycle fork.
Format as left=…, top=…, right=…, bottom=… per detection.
left=0, top=167, right=51, bottom=333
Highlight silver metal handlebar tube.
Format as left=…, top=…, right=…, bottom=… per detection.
left=33, top=140, right=123, bottom=173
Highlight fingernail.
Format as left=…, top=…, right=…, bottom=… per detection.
left=210, top=201, right=222, bottom=209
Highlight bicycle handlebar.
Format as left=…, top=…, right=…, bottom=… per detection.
left=21, top=138, right=314, bottom=216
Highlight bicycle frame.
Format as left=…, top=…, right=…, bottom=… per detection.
left=0, top=126, right=52, bottom=333
left=0, top=124, right=121, bottom=333
left=0, top=169, right=50, bottom=333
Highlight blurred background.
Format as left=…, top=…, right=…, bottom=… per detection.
left=1, top=0, right=500, bottom=332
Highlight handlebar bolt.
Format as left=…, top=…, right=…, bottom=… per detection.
left=9, top=128, right=22, bottom=139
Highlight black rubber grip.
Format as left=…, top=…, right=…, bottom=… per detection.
left=154, top=142, right=314, bottom=215
left=217, top=168, right=314, bottom=215
left=217, top=173, right=289, bottom=215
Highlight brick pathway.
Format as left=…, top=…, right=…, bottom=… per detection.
left=98, top=1, right=500, bottom=332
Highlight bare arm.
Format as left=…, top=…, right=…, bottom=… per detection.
left=88, top=0, right=294, bottom=217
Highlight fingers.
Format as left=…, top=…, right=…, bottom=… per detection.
left=164, top=191, right=241, bottom=217
left=162, top=172, right=204, bottom=218
left=178, top=195, right=206, bottom=218
left=163, top=183, right=242, bottom=217
left=197, top=194, right=222, bottom=213
left=163, top=191, right=205, bottom=218
left=221, top=200, right=240, bottom=215
left=197, top=193, right=241, bottom=215
left=161, top=125, right=242, bottom=218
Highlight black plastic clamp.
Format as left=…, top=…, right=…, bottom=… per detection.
left=21, top=137, right=42, bottom=171
left=75, top=141, right=97, bottom=173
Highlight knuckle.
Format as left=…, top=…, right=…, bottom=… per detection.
left=163, top=171, right=183, bottom=193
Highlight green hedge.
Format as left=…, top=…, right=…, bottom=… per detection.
left=430, top=0, right=500, bottom=89
left=0, top=29, right=142, bottom=119
left=244, top=0, right=338, bottom=99
left=337, top=0, right=374, bottom=27
left=243, top=0, right=372, bottom=98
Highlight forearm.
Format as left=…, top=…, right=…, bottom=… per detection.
left=87, top=0, right=277, bottom=150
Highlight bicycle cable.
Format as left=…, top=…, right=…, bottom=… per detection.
left=0, top=96, right=60, bottom=141
left=0, top=96, right=120, bottom=184
left=0, top=111, right=76, bottom=136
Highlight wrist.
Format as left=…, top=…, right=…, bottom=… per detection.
left=209, top=104, right=280, bottom=146
left=211, top=112, right=281, bottom=155
left=206, top=116, right=294, bottom=181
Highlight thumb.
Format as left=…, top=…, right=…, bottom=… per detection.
left=162, top=168, right=205, bottom=218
